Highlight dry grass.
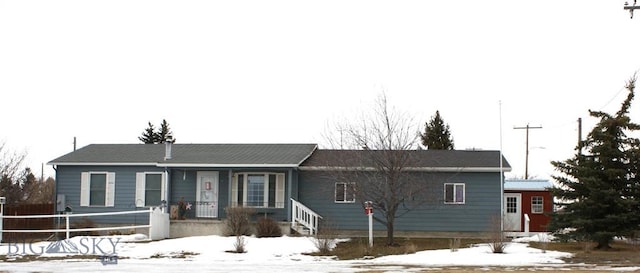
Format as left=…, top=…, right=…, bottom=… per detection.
left=322, top=237, right=485, bottom=260
left=325, top=237, right=640, bottom=272
left=530, top=240, right=640, bottom=266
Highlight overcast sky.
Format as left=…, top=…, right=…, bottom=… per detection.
left=1, top=0, right=640, bottom=179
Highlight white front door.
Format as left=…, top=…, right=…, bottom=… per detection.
left=196, top=171, right=219, bottom=218
left=504, top=193, right=521, bottom=231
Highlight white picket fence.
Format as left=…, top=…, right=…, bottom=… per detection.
left=0, top=207, right=169, bottom=242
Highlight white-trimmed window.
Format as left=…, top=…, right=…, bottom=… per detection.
left=531, top=196, right=544, bottom=214
left=335, top=182, right=355, bottom=203
left=231, top=173, right=285, bottom=208
left=80, top=172, right=115, bottom=207
left=444, top=183, right=465, bottom=204
left=135, top=172, right=166, bottom=207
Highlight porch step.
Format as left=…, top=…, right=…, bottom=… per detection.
left=291, top=223, right=311, bottom=236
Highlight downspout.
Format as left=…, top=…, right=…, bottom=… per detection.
left=163, top=135, right=173, bottom=213
left=164, top=167, right=170, bottom=213
left=52, top=165, right=58, bottom=212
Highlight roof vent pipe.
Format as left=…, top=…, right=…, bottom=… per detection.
left=164, top=134, right=173, bottom=160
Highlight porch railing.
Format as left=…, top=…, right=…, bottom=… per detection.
left=170, top=201, right=218, bottom=219
left=169, top=200, right=288, bottom=220
left=290, top=198, right=322, bottom=235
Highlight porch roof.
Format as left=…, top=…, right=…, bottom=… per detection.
left=49, top=143, right=318, bottom=167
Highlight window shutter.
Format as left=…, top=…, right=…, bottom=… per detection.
left=275, top=173, right=285, bottom=208
left=135, top=172, right=146, bottom=207
left=105, top=172, right=116, bottom=207
left=80, top=172, right=90, bottom=206
left=241, top=175, right=247, bottom=207
left=231, top=174, right=238, bottom=207
left=263, top=174, right=269, bottom=207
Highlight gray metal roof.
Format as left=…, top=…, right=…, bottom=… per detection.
left=504, top=179, right=552, bottom=191
left=299, top=149, right=511, bottom=171
left=49, top=143, right=318, bottom=167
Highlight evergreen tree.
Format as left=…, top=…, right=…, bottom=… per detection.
left=138, top=120, right=175, bottom=144
left=139, top=122, right=158, bottom=144
left=18, top=167, right=36, bottom=192
left=550, top=77, right=640, bottom=249
left=157, top=119, right=174, bottom=143
left=420, top=110, right=454, bottom=150
left=0, top=174, right=22, bottom=205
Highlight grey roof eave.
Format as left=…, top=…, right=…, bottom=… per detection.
left=156, top=163, right=300, bottom=168
left=48, top=162, right=157, bottom=166
left=298, top=166, right=512, bottom=172
left=48, top=161, right=301, bottom=168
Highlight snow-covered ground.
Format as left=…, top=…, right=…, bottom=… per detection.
left=0, top=234, right=632, bottom=273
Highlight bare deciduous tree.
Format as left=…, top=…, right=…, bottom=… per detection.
left=0, top=143, right=53, bottom=205
left=25, top=176, right=55, bottom=204
left=0, top=142, right=27, bottom=180
left=0, top=142, right=29, bottom=204
left=323, top=93, right=440, bottom=246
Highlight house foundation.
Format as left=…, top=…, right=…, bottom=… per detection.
left=169, top=220, right=292, bottom=238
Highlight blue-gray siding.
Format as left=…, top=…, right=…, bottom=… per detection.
left=55, top=165, right=162, bottom=225
left=298, top=171, right=502, bottom=232
left=56, top=166, right=294, bottom=224
left=56, top=164, right=502, bottom=232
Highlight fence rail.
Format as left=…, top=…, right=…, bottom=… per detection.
left=0, top=208, right=167, bottom=242
left=1, top=209, right=151, bottom=219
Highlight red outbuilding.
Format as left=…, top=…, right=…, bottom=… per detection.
left=503, top=179, right=553, bottom=233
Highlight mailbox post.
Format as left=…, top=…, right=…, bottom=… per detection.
left=364, top=201, right=373, bottom=248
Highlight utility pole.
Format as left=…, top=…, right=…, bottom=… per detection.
left=578, top=118, right=583, bottom=154
left=514, top=124, right=542, bottom=179
left=625, top=1, right=639, bottom=18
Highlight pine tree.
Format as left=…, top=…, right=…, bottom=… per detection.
left=138, top=122, right=157, bottom=144
left=138, top=120, right=176, bottom=144
left=550, top=76, right=640, bottom=249
left=0, top=174, right=22, bottom=205
left=157, top=119, right=175, bottom=143
left=420, top=110, right=454, bottom=150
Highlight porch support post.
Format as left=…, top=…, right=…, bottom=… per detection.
left=228, top=170, right=234, bottom=208
left=287, top=169, right=293, bottom=222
